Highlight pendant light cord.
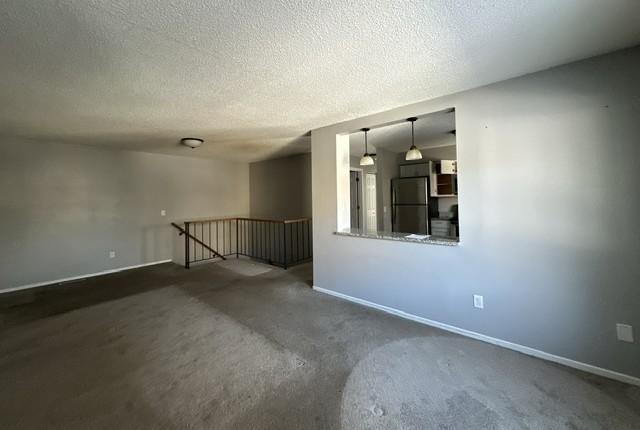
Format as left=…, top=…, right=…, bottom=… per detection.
left=364, top=130, right=368, bottom=154
left=411, top=121, right=415, bottom=147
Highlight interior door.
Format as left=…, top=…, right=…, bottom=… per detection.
left=365, top=173, right=377, bottom=232
left=350, top=171, right=361, bottom=229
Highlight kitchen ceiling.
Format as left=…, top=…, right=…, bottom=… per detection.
left=1, top=0, right=639, bottom=162
left=349, top=110, right=455, bottom=155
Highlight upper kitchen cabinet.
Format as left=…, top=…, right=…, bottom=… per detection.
left=429, top=160, right=458, bottom=197
left=399, top=162, right=430, bottom=178
left=440, top=160, right=457, bottom=175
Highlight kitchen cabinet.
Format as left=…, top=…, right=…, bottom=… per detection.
left=430, top=219, right=452, bottom=237
left=429, top=160, right=458, bottom=197
left=436, top=174, right=456, bottom=196
left=440, top=160, right=457, bottom=174
left=399, top=162, right=430, bottom=178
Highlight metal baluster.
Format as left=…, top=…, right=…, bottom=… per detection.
left=283, top=222, right=287, bottom=269
left=184, top=222, right=190, bottom=269
left=297, top=222, right=301, bottom=263
left=307, top=220, right=311, bottom=260
left=302, top=220, right=305, bottom=260
left=259, top=222, right=262, bottom=260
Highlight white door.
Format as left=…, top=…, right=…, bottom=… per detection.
left=365, top=173, right=377, bottom=232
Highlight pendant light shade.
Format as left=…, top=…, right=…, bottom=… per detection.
left=359, top=128, right=374, bottom=166
left=360, top=154, right=374, bottom=166
left=405, top=147, right=422, bottom=161
left=405, top=117, right=422, bottom=161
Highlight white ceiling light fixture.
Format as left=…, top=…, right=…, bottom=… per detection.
left=181, top=138, right=204, bottom=149
left=359, top=128, right=375, bottom=166
left=405, top=117, right=422, bottom=161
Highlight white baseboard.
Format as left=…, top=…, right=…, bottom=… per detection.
left=1, top=260, right=173, bottom=294
left=313, top=286, right=640, bottom=387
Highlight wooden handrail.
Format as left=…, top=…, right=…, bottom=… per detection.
left=177, top=216, right=312, bottom=224
left=170, top=222, right=226, bottom=260
left=237, top=217, right=286, bottom=224
left=283, top=217, right=312, bottom=224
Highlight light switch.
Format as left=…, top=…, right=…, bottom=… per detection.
left=160, top=210, right=166, bottom=217
left=473, top=295, right=484, bottom=309
left=616, top=324, right=634, bottom=343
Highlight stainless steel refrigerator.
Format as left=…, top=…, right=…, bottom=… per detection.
left=391, top=177, right=435, bottom=234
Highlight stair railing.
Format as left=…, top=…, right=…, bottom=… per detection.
left=171, top=217, right=312, bottom=269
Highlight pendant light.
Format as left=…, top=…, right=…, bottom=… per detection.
left=405, top=117, right=422, bottom=161
left=359, top=128, right=374, bottom=166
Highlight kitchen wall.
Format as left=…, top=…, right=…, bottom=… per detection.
left=311, top=47, right=640, bottom=379
left=397, top=143, right=458, bottom=215
left=374, top=147, right=397, bottom=232
left=0, top=139, right=249, bottom=290
left=250, top=153, right=311, bottom=219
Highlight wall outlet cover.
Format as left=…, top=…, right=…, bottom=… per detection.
left=616, top=324, right=634, bottom=343
left=109, top=251, right=116, bottom=259
left=160, top=210, right=166, bottom=216
left=473, top=294, right=484, bottom=309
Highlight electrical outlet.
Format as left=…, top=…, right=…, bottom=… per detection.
left=616, top=324, right=634, bottom=343
left=160, top=209, right=166, bottom=217
left=473, top=294, right=484, bottom=309
left=109, top=251, right=116, bottom=259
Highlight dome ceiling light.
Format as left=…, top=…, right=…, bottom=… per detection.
left=181, top=138, right=204, bottom=149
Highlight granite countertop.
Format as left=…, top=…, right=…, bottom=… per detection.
left=334, top=228, right=459, bottom=246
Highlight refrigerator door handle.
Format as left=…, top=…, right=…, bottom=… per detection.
left=392, top=205, right=396, bottom=231
left=391, top=186, right=396, bottom=231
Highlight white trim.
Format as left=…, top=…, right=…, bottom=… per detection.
left=1, top=260, right=173, bottom=294
left=313, top=286, right=640, bottom=387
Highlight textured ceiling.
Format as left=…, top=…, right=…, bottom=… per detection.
left=1, top=0, right=639, bottom=162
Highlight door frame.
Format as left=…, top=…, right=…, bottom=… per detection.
left=349, top=168, right=365, bottom=230
left=364, top=172, right=377, bottom=232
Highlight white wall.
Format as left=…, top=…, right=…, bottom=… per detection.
left=0, top=139, right=249, bottom=290
left=311, top=47, right=640, bottom=379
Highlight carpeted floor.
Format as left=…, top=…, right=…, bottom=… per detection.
left=0, top=260, right=638, bottom=429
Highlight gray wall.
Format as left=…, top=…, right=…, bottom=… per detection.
left=249, top=153, right=312, bottom=219
left=311, top=47, right=640, bottom=378
left=0, top=139, right=249, bottom=290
